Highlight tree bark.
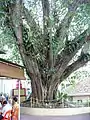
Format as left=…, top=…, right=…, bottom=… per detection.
left=8, top=0, right=44, bottom=101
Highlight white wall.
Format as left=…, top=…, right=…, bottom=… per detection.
left=73, top=96, right=89, bottom=101
left=0, top=78, right=27, bottom=95
left=20, top=107, right=90, bottom=116
left=0, top=79, right=14, bottom=94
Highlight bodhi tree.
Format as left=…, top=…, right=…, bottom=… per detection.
left=1, top=0, right=90, bottom=101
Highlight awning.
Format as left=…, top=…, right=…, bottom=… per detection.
left=0, top=62, right=25, bottom=80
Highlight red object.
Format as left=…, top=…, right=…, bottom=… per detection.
left=3, top=110, right=12, bottom=120
left=16, top=80, right=22, bottom=89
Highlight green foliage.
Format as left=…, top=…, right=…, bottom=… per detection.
left=0, top=26, right=22, bottom=64
left=22, top=26, right=32, bottom=53
left=67, top=70, right=90, bottom=83
left=65, top=40, right=78, bottom=54
left=69, top=4, right=90, bottom=39
left=0, top=0, right=90, bottom=56
left=57, top=91, right=68, bottom=100
left=79, top=52, right=90, bottom=62
left=0, top=0, right=90, bottom=81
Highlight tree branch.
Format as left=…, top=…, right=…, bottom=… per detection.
left=8, top=0, right=42, bottom=77
left=55, top=29, right=89, bottom=69
left=50, top=29, right=90, bottom=87
left=8, top=0, right=23, bottom=45
left=49, top=52, right=90, bottom=96
left=42, top=0, right=50, bottom=52
left=23, top=7, right=42, bottom=36
left=8, top=2, right=44, bottom=99
left=60, top=52, right=90, bottom=82
left=68, top=0, right=90, bottom=12
left=54, top=0, right=90, bottom=44
left=41, top=0, right=53, bottom=69
left=42, top=0, right=50, bottom=34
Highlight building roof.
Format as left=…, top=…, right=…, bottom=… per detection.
left=0, top=58, right=25, bottom=80
left=63, top=78, right=90, bottom=96
left=0, top=58, right=24, bottom=68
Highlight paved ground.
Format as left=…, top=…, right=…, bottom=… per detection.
left=21, top=113, right=90, bottom=120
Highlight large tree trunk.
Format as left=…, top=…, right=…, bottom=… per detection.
left=20, top=54, right=44, bottom=101
left=8, top=0, right=44, bottom=102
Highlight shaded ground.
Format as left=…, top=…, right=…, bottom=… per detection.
left=21, top=113, right=90, bottom=120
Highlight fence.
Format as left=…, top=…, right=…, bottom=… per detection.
left=21, top=97, right=90, bottom=108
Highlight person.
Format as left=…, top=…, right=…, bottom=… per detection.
left=0, top=101, right=2, bottom=115
left=0, top=101, right=12, bottom=120
left=12, top=97, right=19, bottom=119
left=5, top=94, right=9, bottom=102
left=1, top=94, right=6, bottom=103
left=0, top=96, right=3, bottom=114
left=12, top=97, right=19, bottom=111
left=8, top=97, right=12, bottom=107
left=3, top=93, right=8, bottom=102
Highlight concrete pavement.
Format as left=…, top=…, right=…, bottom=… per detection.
left=21, top=113, right=90, bottom=120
